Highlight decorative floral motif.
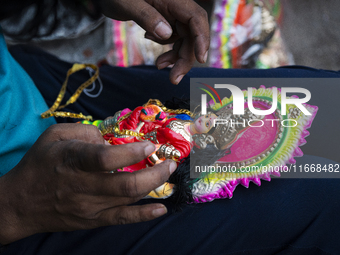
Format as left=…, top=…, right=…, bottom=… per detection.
left=191, top=86, right=318, bottom=203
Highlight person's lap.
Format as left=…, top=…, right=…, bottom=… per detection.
left=4, top=44, right=340, bottom=255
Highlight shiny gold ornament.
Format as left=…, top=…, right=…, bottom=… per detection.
left=41, top=63, right=99, bottom=121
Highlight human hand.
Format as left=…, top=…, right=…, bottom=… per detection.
left=0, top=124, right=176, bottom=244
left=100, top=0, right=210, bottom=84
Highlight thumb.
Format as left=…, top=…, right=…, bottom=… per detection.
left=128, top=1, right=173, bottom=40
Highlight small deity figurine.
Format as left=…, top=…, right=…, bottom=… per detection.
left=99, top=100, right=216, bottom=169
left=93, top=99, right=218, bottom=199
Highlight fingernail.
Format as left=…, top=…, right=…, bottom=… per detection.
left=105, top=140, right=111, bottom=145
left=155, top=21, right=172, bottom=39
left=152, top=205, right=167, bottom=217
left=175, top=74, right=184, bottom=85
left=157, top=61, right=171, bottom=70
left=203, top=51, right=208, bottom=63
left=144, top=142, right=155, bottom=156
left=145, top=33, right=157, bottom=41
left=169, top=160, right=177, bottom=174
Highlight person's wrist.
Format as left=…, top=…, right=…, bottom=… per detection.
left=0, top=173, right=32, bottom=244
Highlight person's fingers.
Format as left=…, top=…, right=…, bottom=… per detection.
left=100, top=0, right=173, bottom=40
left=169, top=39, right=195, bottom=84
left=167, top=23, right=195, bottom=84
left=163, top=0, right=210, bottom=63
left=88, top=160, right=177, bottom=197
left=139, top=0, right=209, bottom=64
left=156, top=39, right=182, bottom=69
left=96, top=203, right=167, bottom=226
left=63, top=140, right=156, bottom=172
left=144, top=32, right=179, bottom=45
left=144, top=33, right=179, bottom=45
left=156, top=50, right=177, bottom=69
left=69, top=193, right=143, bottom=212
left=44, top=123, right=106, bottom=145
left=124, top=1, right=173, bottom=40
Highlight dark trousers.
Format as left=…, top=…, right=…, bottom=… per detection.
left=3, top=45, right=340, bottom=255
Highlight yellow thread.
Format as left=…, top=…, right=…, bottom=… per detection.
left=41, top=63, right=99, bottom=121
